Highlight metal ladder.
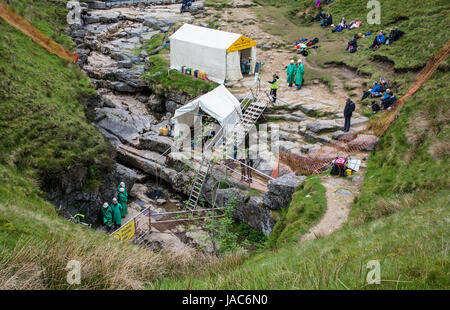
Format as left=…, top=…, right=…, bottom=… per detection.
left=239, top=99, right=268, bottom=133
left=184, top=97, right=269, bottom=210
left=185, top=156, right=212, bottom=210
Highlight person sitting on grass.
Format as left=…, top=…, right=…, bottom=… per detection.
left=386, top=27, right=405, bottom=45
left=320, top=13, right=333, bottom=27
left=361, top=81, right=383, bottom=100
left=381, top=89, right=397, bottom=110
left=379, top=77, right=389, bottom=92
left=346, top=34, right=359, bottom=53
left=347, top=18, right=361, bottom=30
left=369, top=31, right=386, bottom=51
left=332, top=17, right=346, bottom=32
left=310, top=11, right=326, bottom=22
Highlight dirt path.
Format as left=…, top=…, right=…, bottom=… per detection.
left=300, top=158, right=367, bottom=242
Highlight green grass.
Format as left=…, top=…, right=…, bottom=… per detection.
left=143, top=55, right=218, bottom=97
left=253, top=0, right=450, bottom=77
left=0, top=0, right=114, bottom=190
left=141, top=33, right=218, bottom=97
left=268, top=176, right=327, bottom=247
left=155, top=192, right=449, bottom=289
left=350, top=70, right=450, bottom=225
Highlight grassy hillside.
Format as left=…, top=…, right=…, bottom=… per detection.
left=0, top=0, right=114, bottom=191
left=254, top=0, right=450, bottom=72
left=0, top=163, right=219, bottom=289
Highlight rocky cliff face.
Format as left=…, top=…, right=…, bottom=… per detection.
left=57, top=4, right=200, bottom=223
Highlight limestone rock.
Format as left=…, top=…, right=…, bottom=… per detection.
left=306, top=120, right=343, bottom=133
left=263, top=173, right=306, bottom=210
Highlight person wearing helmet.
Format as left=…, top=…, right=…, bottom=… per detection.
left=117, top=181, right=128, bottom=198
left=268, top=73, right=280, bottom=103
left=295, top=59, right=305, bottom=90
left=101, top=202, right=112, bottom=231
left=286, top=60, right=296, bottom=87
left=118, top=187, right=128, bottom=217
left=110, top=198, right=123, bottom=229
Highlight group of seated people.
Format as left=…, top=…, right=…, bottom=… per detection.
left=362, top=77, right=389, bottom=100
left=369, top=27, right=405, bottom=51
left=332, top=17, right=361, bottom=33
left=310, top=12, right=333, bottom=27
left=361, top=77, right=397, bottom=112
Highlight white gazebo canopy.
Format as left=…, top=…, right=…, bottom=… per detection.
left=170, top=24, right=257, bottom=83
left=172, top=85, right=242, bottom=138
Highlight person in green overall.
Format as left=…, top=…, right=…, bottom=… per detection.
left=295, top=58, right=305, bottom=90
left=118, top=187, right=128, bottom=217
left=101, top=202, right=112, bottom=231
left=117, top=181, right=128, bottom=197
left=110, top=198, right=123, bottom=230
left=286, top=60, right=296, bottom=87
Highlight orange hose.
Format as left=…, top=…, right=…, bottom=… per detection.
left=0, top=2, right=78, bottom=63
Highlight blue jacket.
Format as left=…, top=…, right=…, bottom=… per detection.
left=382, top=92, right=390, bottom=100
left=376, top=34, right=386, bottom=45
left=371, top=83, right=381, bottom=93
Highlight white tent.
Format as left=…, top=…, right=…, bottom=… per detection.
left=172, top=85, right=242, bottom=138
left=170, top=24, right=257, bottom=84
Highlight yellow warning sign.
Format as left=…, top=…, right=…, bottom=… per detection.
left=227, top=35, right=257, bottom=53
left=113, top=220, right=135, bottom=242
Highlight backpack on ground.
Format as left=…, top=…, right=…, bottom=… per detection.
left=330, top=157, right=348, bottom=176
left=348, top=45, right=357, bottom=53
left=371, top=101, right=381, bottom=113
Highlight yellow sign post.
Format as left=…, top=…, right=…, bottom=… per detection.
left=113, top=220, right=135, bottom=242
left=227, top=35, right=257, bottom=53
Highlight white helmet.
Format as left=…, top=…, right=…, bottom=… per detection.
left=298, top=59, right=302, bottom=63
left=103, top=202, right=109, bottom=209
left=120, top=182, right=125, bottom=188
left=290, top=60, right=294, bottom=64
left=112, top=198, right=117, bottom=203
left=119, top=187, right=124, bottom=193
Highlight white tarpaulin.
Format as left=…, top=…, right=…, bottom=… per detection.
left=170, top=24, right=256, bottom=83
left=172, top=85, right=242, bottom=137
left=347, top=159, right=361, bottom=172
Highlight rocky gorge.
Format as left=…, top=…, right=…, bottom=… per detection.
left=58, top=1, right=375, bottom=249
left=59, top=1, right=301, bottom=244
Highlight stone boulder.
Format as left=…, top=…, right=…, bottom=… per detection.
left=143, top=16, right=174, bottom=32
left=263, top=173, right=306, bottom=210
left=138, top=133, right=173, bottom=154
left=235, top=196, right=276, bottom=236
left=298, top=103, right=327, bottom=116
left=95, top=107, right=153, bottom=146
left=306, top=120, right=343, bottom=133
